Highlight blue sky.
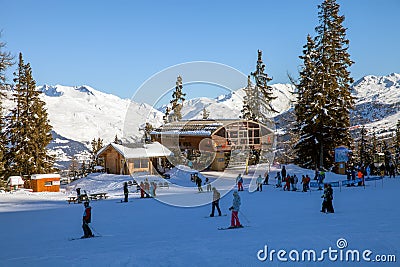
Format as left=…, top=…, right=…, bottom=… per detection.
left=1, top=0, right=399, bottom=104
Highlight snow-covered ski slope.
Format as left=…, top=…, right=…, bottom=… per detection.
left=0, top=164, right=398, bottom=266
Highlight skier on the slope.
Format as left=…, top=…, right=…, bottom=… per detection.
left=236, top=174, right=243, bottom=191
left=123, top=182, right=129, bottom=202
left=263, top=171, right=269, bottom=185
left=82, top=201, right=94, bottom=238
left=292, top=174, right=298, bottom=191
left=195, top=175, right=203, bottom=192
left=283, top=175, right=291, bottom=191
left=228, top=190, right=242, bottom=228
left=210, top=187, right=222, bottom=217
left=281, top=166, right=286, bottom=181
left=321, top=184, right=334, bottom=213
left=275, top=172, right=282, bottom=188
left=256, top=175, right=263, bottom=191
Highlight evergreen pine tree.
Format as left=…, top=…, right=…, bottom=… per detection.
left=0, top=35, right=13, bottom=175
left=241, top=75, right=256, bottom=121
left=202, top=107, right=210, bottom=120
left=80, top=160, right=87, bottom=177
left=294, top=35, right=320, bottom=168
left=163, top=107, right=170, bottom=124
left=169, top=75, right=186, bottom=122
left=89, top=137, right=104, bottom=170
left=7, top=53, right=54, bottom=175
left=395, top=120, right=400, bottom=172
left=294, top=0, right=354, bottom=169
left=69, top=156, right=79, bottom=179
left=358, top=126, right=369, bottom=166
left=242, top=50, right=277, bottom=123
left=143, top=122, right=153, bottom=143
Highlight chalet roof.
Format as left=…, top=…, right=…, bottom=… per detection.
left=31, top=174, right=61, bottom=180
left=97, top=141, right=173, bottom=159
left=150, top=119, right=244, bottom=136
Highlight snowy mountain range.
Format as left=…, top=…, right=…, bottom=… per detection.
left=1, top=73, right=399, bottom=169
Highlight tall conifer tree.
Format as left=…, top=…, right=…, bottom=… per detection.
left=294, top=0, right=354, bottom=169
left=7, top=53, right=53, bottom=175
left=169, top=75, right=186, bottom=122
left=0, top=36, right=13, bottom=174
left=242, top=50, right=277, bottom=123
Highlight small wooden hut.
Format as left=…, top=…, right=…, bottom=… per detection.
left=30, top=174, right=61, bottom=192
left=96, top=141, right=173, bottom=175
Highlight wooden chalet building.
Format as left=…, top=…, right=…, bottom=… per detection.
left=150, top=119, right=275, bottom=171
left=97, top=142, right=173, bottom=175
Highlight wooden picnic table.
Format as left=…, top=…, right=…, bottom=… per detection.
left=67, top=194, right=89, bottom=204
left=89, top=193, right=108, bottom=200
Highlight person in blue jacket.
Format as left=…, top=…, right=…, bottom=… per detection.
left=228, top=190, right=242, bottom=228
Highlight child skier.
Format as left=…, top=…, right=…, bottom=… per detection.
left=82, top=201, right=93, bottom=238
left=228, top=190, right=242, bottom=228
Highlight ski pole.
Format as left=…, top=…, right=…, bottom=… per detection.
left=87, top=222, right=102, bottom=236
left=239, top=210, right=250, bottom=223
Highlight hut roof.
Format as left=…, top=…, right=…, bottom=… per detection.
left=151, top=119, right=248, bottom=136
left=97, top=141, right=173, bottom=159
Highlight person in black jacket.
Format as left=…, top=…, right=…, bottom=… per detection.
left=123, top=182, right=129, bottom=202
left=321, top=184, right=334, bottom=213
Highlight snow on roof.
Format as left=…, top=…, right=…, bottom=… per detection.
left=151, top=130, right=212, bottom=136
left=31, top=174, right=61, bottom=180
left=7, top=176, right=24, bottom=186
left=97, top=142, right=173, bottom=159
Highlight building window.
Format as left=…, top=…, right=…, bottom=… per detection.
left=134, top=159, right=141, bottom=168
left=45, top=181, right=52, bottom=186
left=141, top=159, right=149, bottom=168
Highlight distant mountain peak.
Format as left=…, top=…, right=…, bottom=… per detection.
left=39, top=84, right=63, bottom=97
left=74, top=85, right=94, bottom=96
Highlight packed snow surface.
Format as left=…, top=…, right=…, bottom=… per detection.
left=0, top=164, right=399, bottom=266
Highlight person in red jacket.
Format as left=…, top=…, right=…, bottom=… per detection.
left=82, top=201, right=93, bottom=238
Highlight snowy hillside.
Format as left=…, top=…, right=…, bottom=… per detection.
left=1, top=85, right=164, bottom=168
left=350, top=73, right=400, bottom=134
left=1, top=84, right=164, bottom=144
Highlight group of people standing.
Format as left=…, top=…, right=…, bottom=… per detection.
left=139, top=179, right=157, bottom=198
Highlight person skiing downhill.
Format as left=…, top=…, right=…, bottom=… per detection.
left=82, top=201, right=93, bottom=238
left=228, top=190, right=242, bottom=228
